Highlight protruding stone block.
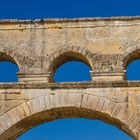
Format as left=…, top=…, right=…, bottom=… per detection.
left=17, top=72, right=52, bottom=83
left=90, top=71, right=126, bottom=81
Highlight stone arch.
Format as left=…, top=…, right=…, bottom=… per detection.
left=0, top=51, right=21, bottom=81
left=0, top=49, right=24, bottom=71
left=0, top=93, right=138, bottom=140
left=123, top=44, right=140, bottom=69
left=0, top=46, right=38, bottom=73
left=46, top=46, right=95, bottom=82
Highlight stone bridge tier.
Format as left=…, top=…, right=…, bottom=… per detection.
left=0, top=16, right=140, bottom=82
left=0, top=81, right=140, bottom=140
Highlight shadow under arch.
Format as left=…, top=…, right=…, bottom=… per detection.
left=0, top=93, right=137, bottom=140
left=47, top=46, right=95, bottom=82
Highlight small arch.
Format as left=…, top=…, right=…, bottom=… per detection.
left=124, top=49, right=140, bottom=69
left=124, top=47, right=140, bottom=80
left=0, top=52, right=19, bottom=82
left=47, top=46, right=95, bottom=82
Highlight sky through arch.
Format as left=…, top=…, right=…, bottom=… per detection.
left=54, top=61, right=92, bottom=82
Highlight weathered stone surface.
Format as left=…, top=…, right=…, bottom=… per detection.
left=0, top=16, right=140, bottom=82
left=0, top=83, right=139, bottom=139
left=0, top=16, right=140, bottom=140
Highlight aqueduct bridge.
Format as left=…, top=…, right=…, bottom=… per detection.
left=0, top=16, right=140, bottom=139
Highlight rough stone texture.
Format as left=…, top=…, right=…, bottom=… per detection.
left=1, top=16, right=140, bottom=82
left=0, top=16, right=140, bottom=139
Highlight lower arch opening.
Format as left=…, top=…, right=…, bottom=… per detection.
left=17, top=118, right=133, bottom=140
left=2, top=107, right=134, bottom=140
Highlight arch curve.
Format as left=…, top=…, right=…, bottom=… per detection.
left=46, top=46, right=95, bottom=82
left=0, top=49, right=37, bottom=74
left=0, top=51, right=19, bottom=67
left=0, top=93, right=138, bottom=140
left=0, top=49, right=27, bottom=73
left=123, top=45, right=140, bottom=69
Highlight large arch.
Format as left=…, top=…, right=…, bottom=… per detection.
left=0, top=93, right=138, bottom=140
left=46, top=46, right=95, bottom=82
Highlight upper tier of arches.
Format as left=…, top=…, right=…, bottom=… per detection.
left=0, top=45, right=139, bottom=82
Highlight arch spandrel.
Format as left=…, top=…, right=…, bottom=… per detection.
left=0, top=93, right=138, bottom=140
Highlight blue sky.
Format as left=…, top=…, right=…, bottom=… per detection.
left=0, top=0, right=140, bottom=19
left=0, top=0, right=140, bottom=139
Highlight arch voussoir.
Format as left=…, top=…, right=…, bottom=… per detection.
left=111, top=104, right=123, bottom=118
left=129, top=116, right=140, bottom=134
